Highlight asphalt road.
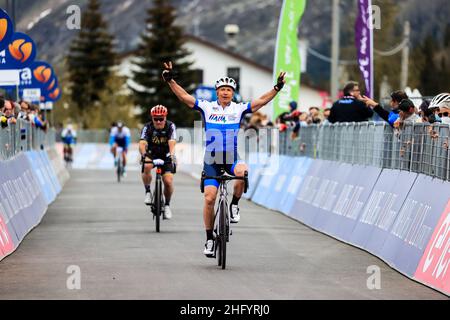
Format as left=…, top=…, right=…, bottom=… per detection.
left=0, top=170, right=447, bottom=300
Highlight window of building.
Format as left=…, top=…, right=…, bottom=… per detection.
left=227, top=67, right=241, bottom=92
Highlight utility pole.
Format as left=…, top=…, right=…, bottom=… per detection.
left=400, top=21, right=410, bottom=90
left=331, top=0, right=340, bottom=100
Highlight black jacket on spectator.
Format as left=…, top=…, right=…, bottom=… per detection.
left=328, top=96, right=374, bottom=123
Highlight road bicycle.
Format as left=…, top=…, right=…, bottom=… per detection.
left=141, top=158, right=166, bottom=233
left=116, top=147, right=125, bottom=183
left=201, top=170, right=248, bottom=269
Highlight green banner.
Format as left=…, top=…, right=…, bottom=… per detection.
left=272, top=0, right=307, bottom=120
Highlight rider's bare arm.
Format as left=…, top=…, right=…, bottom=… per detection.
left=250, top=72, right=286, bottom=113
left=139, top=140, right=148, bottom=157
left=163, top=61, right=196, bottom=109
left=168, top=140, right=176, bottom=157
left=250, top=89, right=279, bottom=113
left=167, top=80, right=196, bottom=109
left=168, top=122, right=177, bottom=157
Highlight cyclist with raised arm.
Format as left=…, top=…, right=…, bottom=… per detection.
left=110, top=121, right=131, bottom=177
left=162, top=61, right=286, bottom=257
left=139, top=105, right=177, bottom=220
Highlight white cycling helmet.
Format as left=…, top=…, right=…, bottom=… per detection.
left=429, top=93, right=450, bottom=110
left=215, top=77, right=237, bottom=90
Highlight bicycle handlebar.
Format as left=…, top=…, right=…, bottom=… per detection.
left=200, top=171, right=249, bottom=194
left=201, top=175, right=246, bottom=181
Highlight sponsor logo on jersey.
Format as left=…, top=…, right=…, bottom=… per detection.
left=209, top=114, right=227, bottom=123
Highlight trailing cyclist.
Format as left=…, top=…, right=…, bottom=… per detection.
left=139, top=105, right=177, bottom=220
left=61, top=124, right=77, bottom=163
left=162, top=61, right=286, bottom=257
left=110, top=121, right=131, bottom=177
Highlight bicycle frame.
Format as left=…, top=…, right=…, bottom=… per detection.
left=214, top=180, right=231, bottom=240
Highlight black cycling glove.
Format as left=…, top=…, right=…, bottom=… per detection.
left=162, top=69, right=174, bottom=82
left=274, top=74, right=285, bottom=92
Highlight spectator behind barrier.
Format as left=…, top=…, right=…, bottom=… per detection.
left=393, top=99, right=420, bottom=129
left=309, top=107, right=323, bottom=124
left=291, top=112, right=310, bottom=140
left=438, top=100, right=450, bottom=125
left=362, top=91, right=408, bottom=127
left=29, top=104, right=47, bottom=132
left=419, top=99, right=440, bottom=124
left=0, top=97, right=6, bottom=128
left=323, top=108, right=331, bottom=124
left=1, top=100, right=17, bottom=127
left=328, top=81, right=374, bottom=123
left=289, top=101, right=298, bottom=113
left=18, top=100, right=31, bottom=121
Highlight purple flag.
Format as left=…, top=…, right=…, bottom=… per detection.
left=355, top=0, right=374, bottom=98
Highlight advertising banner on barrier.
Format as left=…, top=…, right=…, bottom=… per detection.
left=279, top=157, right=312, bottom=215
left=415, top=200, right=450, bottom=295
left=0, top=149, right=66, bottom=262
left=0, top=209, right=15, bottom=259
left=0, top=160, right=19, bottom=249
left=262, top=155, right=291, bottom=209
left=0, top=158, right=29, bottom=243
left=12, top=153, right=48, bottom=231
left=290, top=160, right=381, bottom=242
left=25, top=151, right=58, bottom=204
left=0, top=153, right=48, bottom=245
left=350, top=170, right=418, bottom=255
left=289, top=159, right=326, bottom=225
left=379, top=175, right=450, bottom=277
left=39, top=151, right=62, bottom=194
left=292, top=160, right=356, bottom=233
left=265, top=156, right=311, bottom=212
left=0, top=160, right=18, bottom=258
left=309, top=161, right=355, bottom=234
left=251, top=155, right=282, bottom=207
left=323, top=164, right=382, bottom=242
left=243, top=152, right=270, bottom=200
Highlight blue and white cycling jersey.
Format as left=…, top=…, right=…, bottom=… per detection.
left=109, top=127, right=131, bottom=150
left=194, top=99, right=252, bottom=156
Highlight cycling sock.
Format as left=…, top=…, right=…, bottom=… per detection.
left=165, top=198, right=170, bottom=206
left=206, top=230, right=214, bottom=241
left=145, top=185, right=151, bottom=193
left=231, top=196, right=240, bottom=206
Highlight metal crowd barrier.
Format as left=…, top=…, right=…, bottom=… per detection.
left=286, top=122, right=450, bottom=182
left=12, top=121, right=445, bottom=182
left=0, top=119, right=56, bottom=161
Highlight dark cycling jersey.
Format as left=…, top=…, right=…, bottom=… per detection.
left=140, top=121, right=177, bottom=159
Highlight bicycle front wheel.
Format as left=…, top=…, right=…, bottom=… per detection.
left=219, top=200, right=227, bottom=269
left=155, top=176, right=162, bottom=233
left=117, top=157, right=122, bottom=183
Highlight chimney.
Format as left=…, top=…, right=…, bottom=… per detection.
left=224, top=24, right=240, bottom=51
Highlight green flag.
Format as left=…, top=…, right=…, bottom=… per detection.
left=272, top=0, right=307, bottom=120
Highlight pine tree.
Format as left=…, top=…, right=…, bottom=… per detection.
left=66, top=0, right=116, bottom=125
left=130, top=0, right=198, bottom=126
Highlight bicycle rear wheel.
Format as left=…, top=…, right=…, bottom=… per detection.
left=154, top=175, right=162, bottom=233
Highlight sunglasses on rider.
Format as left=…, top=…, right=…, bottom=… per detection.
left=438, top=112, right=449, bottom=118
left=153, top=117, right=165, bottom=122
